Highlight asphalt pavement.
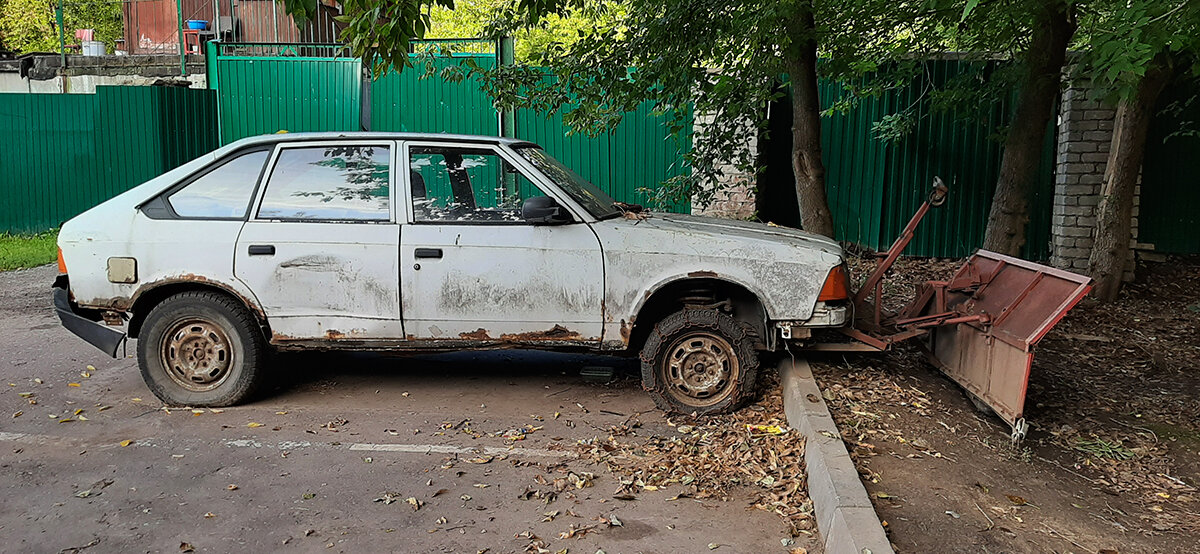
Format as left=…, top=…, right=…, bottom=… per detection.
left=0, top=265, right=790, bottom=553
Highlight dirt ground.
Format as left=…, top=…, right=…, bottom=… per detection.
left=815, top=256, right=1200, bottom=553
left=0, top=265, right=815, bottom=554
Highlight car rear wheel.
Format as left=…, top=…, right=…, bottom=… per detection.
left=137, top=291, right=266, bottom=407
left=640, top=308, right=759, bottom=415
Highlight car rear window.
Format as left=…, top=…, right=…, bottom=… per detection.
left=167, top=150, right=269, bottom=218
left=257, top=145, right=391, bottom=221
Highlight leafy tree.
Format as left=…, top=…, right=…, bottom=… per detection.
left=0, top=0, right=123, bottom=54
left=422, top=0, right=625, bottom=63
left=1079, top=0, right=1199, bottom=301
left=0, top=0, right=57, bottom=52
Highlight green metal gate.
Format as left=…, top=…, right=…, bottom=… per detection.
left=209, top=43, right=363, bottom=144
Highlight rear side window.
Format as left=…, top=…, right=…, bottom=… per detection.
left=257, top=145, right=391, bottom=221
left=168, top=150, right=269, bottom=218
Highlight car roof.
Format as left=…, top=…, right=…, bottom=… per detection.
left=226, top=132, right=538, bottom=150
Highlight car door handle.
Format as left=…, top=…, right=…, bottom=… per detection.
left=248, top=245, right=275, bottom=256
left=414, top=248, right=443, bottom=259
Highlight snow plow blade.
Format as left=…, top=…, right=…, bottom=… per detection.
left=905, top=250, right=1092, bottom=436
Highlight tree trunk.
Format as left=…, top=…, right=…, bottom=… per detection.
left=981, top=0, right=1075, bottom=255
left=784, top=0, right=835, bottom=238
left=1087, top=57, right=1172, bottom=301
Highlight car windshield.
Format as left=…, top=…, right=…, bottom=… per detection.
left=513, top=146, right=621, bottom=220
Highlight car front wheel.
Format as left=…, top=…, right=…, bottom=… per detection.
left=640, top=308, right=759, bottom=415
left=137, top=291, right=267, bottom=407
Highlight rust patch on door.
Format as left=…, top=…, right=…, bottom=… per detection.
left=499, top=324, right=584, bottom=342
left=459, top=328, right=493, bottom=340
left=619, top=319, right=631, bottom=342
left=325, top=329, right=345, bottom=339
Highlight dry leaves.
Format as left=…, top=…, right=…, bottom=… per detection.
left=578, top=378, right=813, bottom=533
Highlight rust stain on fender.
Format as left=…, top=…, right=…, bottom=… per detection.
left=459, top=328, right=492, bottom=340
left=619, top=319, right=630, bottom=342
left=688, top=270, right=718, bottom=278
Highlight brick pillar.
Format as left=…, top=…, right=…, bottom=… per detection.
left=1049, top=84, right=1115, bottom=272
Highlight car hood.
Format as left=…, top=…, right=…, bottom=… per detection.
left=610, top=213, right=842, bottom=256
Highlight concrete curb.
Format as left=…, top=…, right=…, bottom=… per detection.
left=779, top=358, right=895, bottom=554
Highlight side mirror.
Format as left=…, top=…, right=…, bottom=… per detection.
left=522, top=196, right=573, bottom=225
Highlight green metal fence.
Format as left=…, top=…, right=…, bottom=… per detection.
left=0, top=86, right=217, bottom=233
left=1139, top=75, right=1200, bottom=254
left=760, top=61, right=1056, bottom=260
left=210, top=42, right=692, bottom=212
left=370, top=55, right=500, bottom=136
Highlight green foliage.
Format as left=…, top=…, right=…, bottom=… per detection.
left=0, top=0, right=123, bottom=54
left=1076, top=0, right=1200, bottom=101
left=0, top=0, right=57, bottom=52
left=0, top=230, right=57, bottom=271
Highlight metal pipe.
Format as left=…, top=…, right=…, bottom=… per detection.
left=177, top=0, right=186, bottom=75
left=56, top=0, right=66, bottom=74
left=271, top=0, right=278, bottom=42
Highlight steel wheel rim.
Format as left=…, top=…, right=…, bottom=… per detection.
left=160, top=317, right=234, bottom=393
left=662, top=331, right=739, bottom=407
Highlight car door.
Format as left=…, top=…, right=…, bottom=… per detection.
left=399, top=141, right=604, bottom=343
left=234, top=141, right=404, bottom=342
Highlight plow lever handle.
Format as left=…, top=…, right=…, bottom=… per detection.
left=929, top=177, right=948, bottom=207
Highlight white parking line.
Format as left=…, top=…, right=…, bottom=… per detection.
left=348, top=443, right=576, bottom=458
left=0, top=431, right=574, bottom=458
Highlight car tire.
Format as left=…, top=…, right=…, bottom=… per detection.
left=640, top=308, right=759, bottom=415
left=137, top=291, right=267, bottom=407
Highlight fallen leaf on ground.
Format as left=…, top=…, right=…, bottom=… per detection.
left=179, top=542, right=195, bottom=552
left=119, top=440, right=132, bottom=447
left=227, top=484, right=238, bottom=491
left=68, top=383, right=80, bottom=388
left=247, top=422, right=264, bottom=428
left=203, top=512, right=216, bottom=519
left=465, top=456, right=493, bottom=464
left=1005, top=495, right=1027, bottom=506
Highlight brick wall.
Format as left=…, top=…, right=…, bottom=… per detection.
left=690, top=113, right=758, bottom=219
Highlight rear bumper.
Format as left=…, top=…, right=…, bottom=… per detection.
left=52, top=276, right=126, bottom=358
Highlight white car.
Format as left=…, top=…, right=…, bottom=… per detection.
left=54, top=133, right=848, bottom=414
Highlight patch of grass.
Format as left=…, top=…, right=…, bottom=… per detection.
left=0, top=230, right=59, bottom=271
left=1074, top=436, right=1137, bottom=461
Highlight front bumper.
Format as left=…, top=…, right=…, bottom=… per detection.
left=52, top=276, right=126, bottom=358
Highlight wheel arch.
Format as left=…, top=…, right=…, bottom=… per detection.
left=127, top=279, right=268, bottom=339
left=627, top=275, right=770, bottom=353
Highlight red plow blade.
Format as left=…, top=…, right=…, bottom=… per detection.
left=906, top=250, right=1092, bottom=436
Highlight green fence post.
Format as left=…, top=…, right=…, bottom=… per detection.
left=498, top=36, right=515, bottom=138
left=206, top=40, right=219, bottom=90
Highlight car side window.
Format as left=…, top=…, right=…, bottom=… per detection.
left=257, top=145, right=391, bottom=221
left=409, top=146, right=544, bottom=223
left=167, top=150, right=269, bottom=218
